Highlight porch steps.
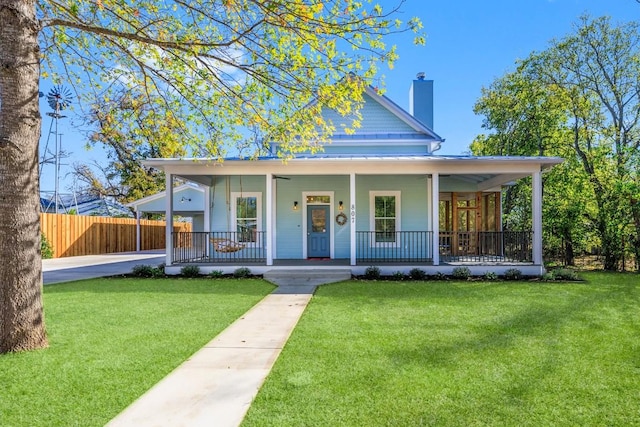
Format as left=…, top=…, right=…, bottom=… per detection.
left=263, top=268, right=352, bottom=290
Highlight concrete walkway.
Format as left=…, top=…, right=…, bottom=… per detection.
left=43, top=251, right=165, bottom=284
left=44, top=254, right=347, bottom=426
left=107, top=288, right=315, bottom=427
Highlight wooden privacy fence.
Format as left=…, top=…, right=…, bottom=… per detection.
left=40, top=213, right=192, bottom=258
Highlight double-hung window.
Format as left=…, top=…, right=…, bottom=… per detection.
left=370, top=191, right=401, bottom=246
left=231, top=192, right=261, bottom=244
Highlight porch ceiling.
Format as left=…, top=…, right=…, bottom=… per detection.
left=176, top=173, right=518, bottom=192
left=447, top=174, right=494, bottom=185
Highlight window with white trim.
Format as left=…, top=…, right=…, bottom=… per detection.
left=369, top=191, right=401, bottom=245
left=231, top=192, right=262, bottom=243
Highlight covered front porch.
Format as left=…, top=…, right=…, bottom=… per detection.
left=145, top=155, right=560, bottom=277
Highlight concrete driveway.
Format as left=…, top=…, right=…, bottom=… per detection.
left=43, top=251, right=165, bottom=285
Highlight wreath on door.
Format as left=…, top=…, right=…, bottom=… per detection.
left=335, top=212, right=348, bottom=226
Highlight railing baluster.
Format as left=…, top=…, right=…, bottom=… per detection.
left=437, top=231, right=532, bottom=263
left=172, top=230, right=533, bottom=265
left=171, top=231, right=266, bottom=264
left=355, top=231, right=434, bottom=263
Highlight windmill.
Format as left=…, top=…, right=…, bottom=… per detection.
left=40, top=85, right=73, bottom=214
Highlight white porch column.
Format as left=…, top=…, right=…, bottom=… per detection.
left=165, top=173, right=174, bottom=265
left=204, top=184, right=211, bottom=258
left=431, top=173, right=440, bottom=266
left=135, top=210, right=141, bottom=252
left=266, top=173, right=274, bottom=266
left=350, top=173, right=356, bottom=266
left=532, top=171, right=543, bottom=265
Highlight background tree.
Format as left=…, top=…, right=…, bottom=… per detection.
left=71, top=91, right=187, bottom=202
left=72, top=92, right=272, bottom=203
left=472, top=69, right=597, bottom=266
left=473, top=16, right=640, bottom=271
left=0, top=0, right=424, bottom=353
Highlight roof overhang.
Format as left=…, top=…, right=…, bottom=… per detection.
left=143, top=155, right=563, bottom=190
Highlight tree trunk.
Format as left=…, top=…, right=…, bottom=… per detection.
left=0, top=0, right=48, bottom=353
left=631, top=198, right=640, bottom=272
left=562, top=229, right=575, bottom=266
left=598, top=217, right=621, bottom=271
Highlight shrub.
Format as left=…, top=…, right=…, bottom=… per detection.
left=208, top=270, right=225, bottom=279
left=391, top=271, right=406, bottom=281
left=541, top=272, right=555, bottom=281
left=41, top=233, right=54, bottom=259
left=431, top=272, right=448, bottom=281
left=151, top=265, right=165, bottom=278
left=503, top=268, right=522, bottom=281
left=451, top=266, right=471, bottom=280
left=482, top=271, right=498, bottom=281
left=364, top=266, right=381, bottom=280
left=180, top=265, right=201, bottom=278
left=409, top=268, right=427, bottom=280
left=233, top=267, right=251, bottom=278
left=550, top=268, right=581, bottom=281
left=131, top=264, right=155, bottom=278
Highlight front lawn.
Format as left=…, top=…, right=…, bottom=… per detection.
left=243, top=272, right=640, bottom=426
left=0, top=278, right=273, bottom=427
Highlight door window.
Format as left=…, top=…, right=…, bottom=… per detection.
left=311, top=208, right=327, bottom=232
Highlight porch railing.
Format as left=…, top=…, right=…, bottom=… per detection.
left=171, top=230, right=532, bottom=265
left=439, top=231, right=532, bottom=263
left=356, top=231, right=434, bottom=263
left=172, top=231, right=266, bottom=264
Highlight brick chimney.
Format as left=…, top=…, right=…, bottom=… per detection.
left=409, top=72, right=434, bottom=130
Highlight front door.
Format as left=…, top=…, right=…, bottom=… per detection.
left=307, top=205, right=330, bottom=258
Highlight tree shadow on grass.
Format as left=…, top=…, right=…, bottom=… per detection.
left=377, top=281, right=639, bottom=413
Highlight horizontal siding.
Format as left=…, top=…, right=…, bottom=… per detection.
left=275, top=176, right=351, bottom=259
left=355, top=175, right=430, bottom=232
left=210, top=176, right=267, bottom=232
left=207, top=174, right=439, bottom=261
left=136, top=188, right=205, bottom=212
left=321, top=144, right=430, bottom=156
left=322, top=93, right=416, bottom=134
left=317, top=93, right=434, bottom=156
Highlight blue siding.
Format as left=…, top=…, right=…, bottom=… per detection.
left=355, top=175, right=430, bottom=231
left=275, top=174, right=432, bottom=260
left=210, top=176, right=266, bottom=231
left=208, top=174, right=433, bottom=261
left=323, top=93, right=416, bottom=134
left=275, top=176, right=351, bottom=259
left=138, top=188, right=204, bottom=212
left=321, top=144, right=430, bottom=156
left=269, top=93, right=438, bottom=156
left=355, top=175, right=432, bottom=260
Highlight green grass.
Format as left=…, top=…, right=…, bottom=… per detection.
left=0, top=278, right=273, bottom=427
left=243, top=272, right=640, bottom=426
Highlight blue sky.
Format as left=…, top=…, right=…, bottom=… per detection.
left=39, top=0, right=640, bottom=194
left=382, top=0, right=639, bottom=154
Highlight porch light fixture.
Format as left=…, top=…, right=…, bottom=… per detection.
left=180, top=196, right=191, bottom=203
left=339, top=201, right=344, bottom=210
left=293, top=201, right=298, bottom=210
